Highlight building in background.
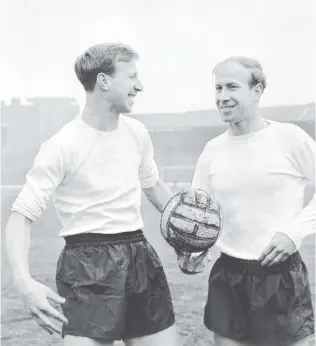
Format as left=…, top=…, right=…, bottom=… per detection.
left=1, top=98, right=315, bottom=186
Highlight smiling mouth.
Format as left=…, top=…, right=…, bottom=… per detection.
left=221, top=105, right=236, bottom=111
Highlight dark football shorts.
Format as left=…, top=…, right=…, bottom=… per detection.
left=56, top=230, right=175, bottom=342
left=204, top=251, right=315, bottom=346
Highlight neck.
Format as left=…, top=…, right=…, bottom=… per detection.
left=229, top=112, right=268, bottom=136
left=81, top=93, right=120, bottom=132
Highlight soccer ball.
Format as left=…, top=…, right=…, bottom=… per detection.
left=160, top=188, right=223, bottom=253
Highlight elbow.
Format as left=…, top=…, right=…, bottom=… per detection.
left=143, top=178, right=162, bottom=200
left=5, top=211, right=33, bottom=236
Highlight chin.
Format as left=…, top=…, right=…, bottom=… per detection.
left=122, top=107, right=132, bottom=114
left=220, top=114, right=234, bottom=123
left=118, top=104, right=133, bottom=114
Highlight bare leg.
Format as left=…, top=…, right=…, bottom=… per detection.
left=290, top=334, right=315, bottom=346
left=214, top=333, right=254, bottom=346
left=64, top=335, right=115, bottom=346
left=124, top=325, right=179, bottom=346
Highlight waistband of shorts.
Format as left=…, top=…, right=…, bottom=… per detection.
left=64, top=229, right=145, bottom=246
left=219, top=251, right=302, bottom=275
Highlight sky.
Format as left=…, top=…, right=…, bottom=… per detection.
left=1, top=0, right=315, bottom=113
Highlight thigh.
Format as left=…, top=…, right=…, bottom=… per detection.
left=204, top=259, right=251, bottom=341
left=124, top=241, right=175, bottom=340
left=124, top=325, right=178, bottom=346
left=56, top=243, right=129, bottom=341
left=64, top=335, right=114, bottom=346
left=251, top=259, right=314, bottom=346
left=214, top=333, right=255, bottom=346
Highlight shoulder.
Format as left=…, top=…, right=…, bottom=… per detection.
left=202, top=131, right=229, bottom=154
left=195, top=131, right=228, bottom=165
left=120, top=116, right=150, bottom=149
left=121, top=115, right=148, bottom=135
left=48, top=116, right=92, bottom=144
left=269, top=121, right=314, bottom=147
left=36, top=117, right=87, bottom=158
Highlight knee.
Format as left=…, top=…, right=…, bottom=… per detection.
left=214, top=333, right=252, bottom=346
left=124, top=325, right=179, bottom=346
left=64, top=335, right=114, bottom=346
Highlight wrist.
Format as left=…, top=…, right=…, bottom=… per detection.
left=275, top=230, right=300, bottom=250
left=13, top=275, right=33, bottom=291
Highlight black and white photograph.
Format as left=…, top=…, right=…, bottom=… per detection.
left=1, top=0, right=315, bottom=345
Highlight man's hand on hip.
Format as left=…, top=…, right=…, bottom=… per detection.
left=259, top=232, right=297, bottom=267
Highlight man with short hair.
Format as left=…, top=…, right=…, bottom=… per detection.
left=5, top=42, right=178, bottom=346
left=181, top=57, right=315, bottom=345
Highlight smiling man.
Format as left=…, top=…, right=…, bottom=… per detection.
left=183, top=57, right=316, bottom=345
left=5, top=43, right=178, bottom=346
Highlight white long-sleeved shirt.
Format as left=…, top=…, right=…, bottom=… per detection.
left=11, top=115, right=159, bottom=236
left=192, top=120, right=316, bottom=259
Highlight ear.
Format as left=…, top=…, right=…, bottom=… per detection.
left=252, top=83, right=263, bottom=101
left=96, top=72, right=111, bottom=91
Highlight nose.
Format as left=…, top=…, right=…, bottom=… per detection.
left=134, top=79, right=143, bottom=92
left=218, top=88, right=230, bottom=103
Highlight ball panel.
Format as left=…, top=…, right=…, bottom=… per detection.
left=195, top=225, right=220, bottom=239
left=174, top=204, right=201, bottom=222
left=169, top=217, right=196, bottom=234
left=174, top=204, right=221, bottom=228
left=170, top=227, right=215, bottom=252
left=166, top=227, right=188, bottom=249
left=160, top=192, right=182, bottom=240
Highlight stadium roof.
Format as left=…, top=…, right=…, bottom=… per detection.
left=130, top=103, right=315, bottom=129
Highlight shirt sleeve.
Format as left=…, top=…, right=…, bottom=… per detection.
left=11, top=138, right=66, bottom=221
left=281, top=125, right=316, bottom=248
left=138, top=127, right=159, bottom=189
left=191, top=144, right=213, bottom=194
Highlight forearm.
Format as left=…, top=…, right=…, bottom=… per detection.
left=281, top=193, right=316, bottom=249
left=143, top=178, right=173, bottom=213
left=5, top=212, right=33, bottom=288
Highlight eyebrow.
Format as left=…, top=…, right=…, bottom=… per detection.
left=216, top=82, right=239, bottom=88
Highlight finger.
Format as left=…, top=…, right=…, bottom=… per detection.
left=174, top=247, right=183, bottom=257
left=178, top=266, right=199, bottom=275
left=190, top=251, right=205, bottom=259
left=266, top=252, right=287, bottom=267
left=43, top=302, right=68, bottom=324
left=174, top=247, right=191, bottom=261
left=197, top=249, right=210, bottom=261
left=33, top=315, right=55, bottom=335
left=47, top=289, right=66, bottom=305
left=33, top=308, right=63, bottom=334
left=42, top=326, right=54, bottom=335
left=182, top=253, right=191, bottom=268
left=260, top=248, right=281, bottom=267
left=258, top=243, right=275, bottom=262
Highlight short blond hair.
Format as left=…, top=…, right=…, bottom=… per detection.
left=213, top=56, right=267, bottom=91
left=74, top=42, right=139, bottom=92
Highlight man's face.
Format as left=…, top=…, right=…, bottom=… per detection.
left=214, top=61, right=259, bottom=124
left=99, top=59, right=143, bottom=113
